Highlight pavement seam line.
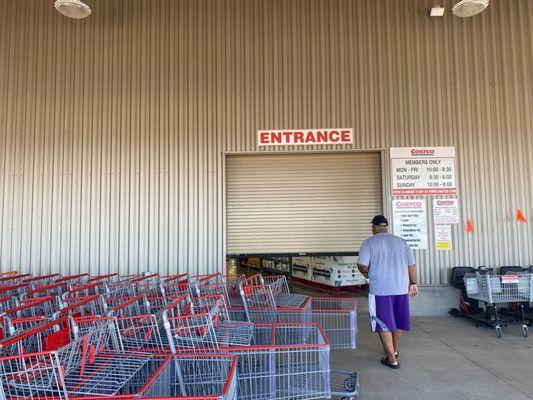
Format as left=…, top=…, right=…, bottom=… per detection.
left=413, top=321, right=533, bottom=400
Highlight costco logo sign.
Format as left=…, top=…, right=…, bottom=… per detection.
left=410, top=148, right=435, bottom=156
left=436, top=200, right=455, bottom=206
left=395, top=201, right=423, bottom=208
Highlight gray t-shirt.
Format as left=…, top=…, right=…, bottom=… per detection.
left=357, top=232, right=415, bottom=296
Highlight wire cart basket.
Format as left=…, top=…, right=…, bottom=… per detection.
left=464, top=272, right=533, bottom=337
left=0, top=316, right=152, bottom=399
left=240, top=275, right=358, bottom=349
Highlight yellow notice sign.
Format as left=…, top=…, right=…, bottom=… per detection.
left=435, top=225, right=452, bottom=251
left=436, top=241, right=452, bottom=250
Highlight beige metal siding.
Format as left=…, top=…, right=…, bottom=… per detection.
left=0, top=0, right=532, bottom=284
left=226, top=152, right=382, bottom=254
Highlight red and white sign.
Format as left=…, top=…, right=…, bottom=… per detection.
left=501, top=274, right=519, bottom=284
left=433, top=198, right=460, bottom=224
left=390, top=147, right=457, bottom=195
left=257, top=129, right=354, bottom=146
left=392, top=199, right=428, bottom=250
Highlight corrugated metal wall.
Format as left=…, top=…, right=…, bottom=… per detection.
left=0, top=0, right=532, bottom=283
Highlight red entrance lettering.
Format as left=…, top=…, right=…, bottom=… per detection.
left=329, top=130, right=340, bottom=142
left=271, top=132, right=282, bottom=144
left=260, top=132, right=270, bottom=144
left=294, top=131, right=304, bottom=143
left=340, top=130, right=352, bottom=143
left=305, top=131, right=317, bottom=143
left=316, top=131, right=328, bottom=143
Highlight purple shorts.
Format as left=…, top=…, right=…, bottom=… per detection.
left=369, top=294, right=411, bottom=333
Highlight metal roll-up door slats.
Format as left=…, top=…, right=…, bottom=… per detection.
left=226, top=152, right=383, bottom=254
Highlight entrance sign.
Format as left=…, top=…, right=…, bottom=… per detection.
left=258, top=129, right=354, bottom=146
left=390, top=147, right=457, bottom=195
left=435, top=224, right=453, bottom=251
left=392, top=199, right=428, bottom=250
left=433, top=198, right=460, bottom=224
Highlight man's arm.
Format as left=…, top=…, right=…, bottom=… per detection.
left=357, top=263, right=369, bottom=278
left=357, top=240, right=370, bottom=279
left=408, top=264, right=418, bottom=297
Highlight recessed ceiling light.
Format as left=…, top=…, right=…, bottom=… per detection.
left=430, top=5, right=446, bottom=17
left=54, top=0, right=92, bottom=19
left=452, top=0, right=489, bottom=18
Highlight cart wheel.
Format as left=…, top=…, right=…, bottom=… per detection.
left=522, top=325, right=528, bottom=338
left=344, top=378, right=356, bottom=392
left=495, top=325, right=502, bottom=338
left=449, top=308, right=460, bottom=316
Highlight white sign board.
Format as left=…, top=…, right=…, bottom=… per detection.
left=392, top=199, right=428, bottom=250
left=390, top=147, right=457, bottom=195
left=434, top=224, right=453, bottom=251
left=257, top=128, right=354, bottom=146
left=433, top=198, right=460, bottom=224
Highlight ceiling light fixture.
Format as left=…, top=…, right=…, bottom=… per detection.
left=430, top=5, right=446, bottom=17
left=452, top=0, right=489, bottom=18
left=54, top=0, right=92, bottom=19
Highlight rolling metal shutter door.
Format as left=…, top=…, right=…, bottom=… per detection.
left=226, top=152, right=382, bottom=254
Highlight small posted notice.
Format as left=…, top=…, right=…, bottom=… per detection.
left=434, top=225, right=453, bottom=251
left=433, top=198, right=460, bottom=225
left=392, top=199, right=428, bottom=250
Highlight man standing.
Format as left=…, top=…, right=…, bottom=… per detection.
left=357, top=215, right=418, bottom=369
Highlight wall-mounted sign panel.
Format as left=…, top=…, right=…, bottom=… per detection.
left=392, top=199, right=428, bottom=250
left=433, top=198, right=460, bottom=224
left=257, top=128, right=354, bottom=146
left=435, top=224, right=453, bottom=251
left=390, top=147, right=457, bottom=195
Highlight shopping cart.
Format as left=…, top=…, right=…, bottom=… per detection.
left=144, top=294, right=177, bottom=315
left=0, top=283, right=31, bottom=298
left=62, top=282, right=109, bottom=299
left=191, top=273, right=230, bottom=302
left=54, top=295, right=108, bottom=319
left=2, top=315, right=50, bottom=338
left=106, top=277, right=141, bottom=298
left=240, top=275, right=358, bottom=349
left=22, top=273, right=62, bottom=286
left=23, top=281, right=70, bottom=298
left=0, top=296, right=18, bottom=313
left=74, top=313, right=169, bottom=354
left=1, top=296, right=58, bottom=338
left=87, top=273, right=119, bottom=284
left=240, top=275, right=309, bottom=309
left=161, top=273, right=191, bottom=297
left=134, top=354, right=238, bottom=400
left=226, top=274, right=246, bottom=306
left=166, top=319, right=358, bottom=400
left=0, top=274, right=29, bottom=288
left=0, top=316, right=153, bottom=399
left=498, top=266, right=533, bottom=325
left=106, top=294, right=145, bottom=318
left=55, top=273, right=89, bottom=285
left=464, top=272, right=533, bottom=337
left=194, top=273, right=248, bottom=308
left=50, top=354, right=239, bottom=400
left=163, top=304, right=254, bottom=352
left=0, top=295, right=61, bottom=335
left=129, top=273, right=162, bottom=297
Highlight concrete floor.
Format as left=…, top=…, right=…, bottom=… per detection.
left=330, top=297, right=533, bottom=400
left=289, top=283, right=533, bottom=399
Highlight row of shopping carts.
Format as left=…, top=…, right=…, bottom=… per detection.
left=0, top=270, right=359, bottom=399
left=450, top=266, right=533, bottom=338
